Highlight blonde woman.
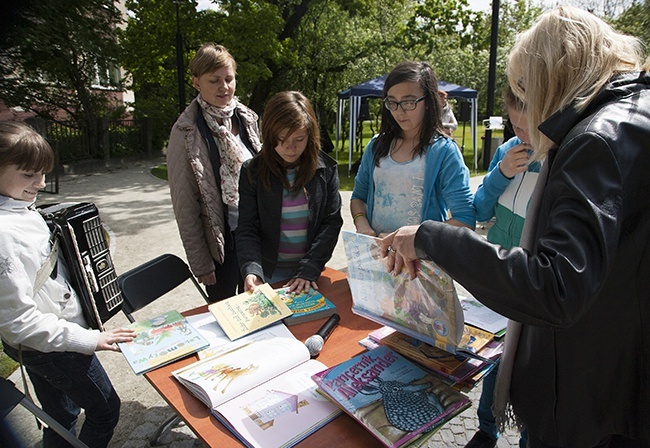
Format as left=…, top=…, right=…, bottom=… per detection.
left=383, top=6, right=650, bottom=447
left=167, top=43, right=261, bottom=302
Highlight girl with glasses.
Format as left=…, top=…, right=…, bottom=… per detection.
left=350, top=61, right=475, bottom=242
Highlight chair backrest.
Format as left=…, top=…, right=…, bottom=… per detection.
left=117, top=254, right=209, bottom=322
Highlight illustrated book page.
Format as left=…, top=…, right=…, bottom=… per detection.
left=212, top=359, right=342, bottom=448
left=173, top=336, right=310, bottom=409
left=458, top=291, right=508, bottom=337
left=208, top=283, right=293, bottom=340
left=118, top=310, right=209, bottom=375
left=312, top=345, right=471, bottom=448
left=275, top=287, right=337, bottom=326
left=185, top=313, right=295, bottom=359
left=342, top=231, right=464, bottom=354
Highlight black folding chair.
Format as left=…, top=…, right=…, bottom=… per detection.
left=0, top=377, right=89, bottom=448
left=117, top=253, right=209, bottom=445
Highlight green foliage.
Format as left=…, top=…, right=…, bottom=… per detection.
left=0, top=0, right=124, bottom=125
left=614, top=0, right=650, bottom=55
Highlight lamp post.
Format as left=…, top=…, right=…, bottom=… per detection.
left=483, top=0, right=500, bottom=170
left=173, top=0, right=185, bottom=115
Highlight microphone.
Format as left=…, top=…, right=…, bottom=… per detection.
left=305, top=313, right=341, bottom=358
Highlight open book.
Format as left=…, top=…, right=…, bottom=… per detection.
left=343, top=231, right=494, bottom=360
left=172, top=336, right=342, bottom=448
left=312, top=346, right=471, bottom=448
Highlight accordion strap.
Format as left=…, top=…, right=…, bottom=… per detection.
left=33, top=237, right=60, bottom=296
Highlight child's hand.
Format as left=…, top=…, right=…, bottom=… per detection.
left=284, top=277, right=318, bottom=294
left=96, top=328, right=137, bottom=351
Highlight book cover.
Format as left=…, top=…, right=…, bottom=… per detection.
left=172, top=337, right=341, bottom=448
left=312, top=346, right=471, bottom=448
left=275, top=287, right=337, bottom=326
left=118, top=310, right=209, bottom=375
left=342, top=231, right=465, bottom=354
left=209, top=283, right=293, bottom=340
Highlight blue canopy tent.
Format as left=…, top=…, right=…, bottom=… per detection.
left=336, top=75, right=479, bottom=173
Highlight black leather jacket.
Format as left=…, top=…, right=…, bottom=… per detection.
left=236, top=152, right=343, bottom=282
left=414, top=72, right=650, bottom=447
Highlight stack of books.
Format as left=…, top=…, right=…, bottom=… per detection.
left=342, top=231, right=507, bottom=392
left=312, top=346, right=472, bottom=448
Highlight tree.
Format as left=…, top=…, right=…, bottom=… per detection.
left=614, top=0, right=650, bottom=53
left=118, top=0, right=232, bottom=124
left=0, top=0, right=124, bottom=153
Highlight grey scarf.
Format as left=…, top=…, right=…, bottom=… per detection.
left=493, top=159, right=548, bottom=432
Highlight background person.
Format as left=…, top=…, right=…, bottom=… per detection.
left=236, top=91, right=342, bottom=293
left=350, top=61, right=474, bottom=239
left=381, top=6, right=650, bottom=447
left=0, top=121, right=136, bottom=448
left=465, top=85, right=539, bottom=448
left=438, top=90, right=458, bottom=137
left=167, top=43, right=261, bottom=302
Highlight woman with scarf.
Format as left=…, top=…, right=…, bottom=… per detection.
left=167, top=43, right=261, bottom=302
left=381, top=6, right=650, bottom=448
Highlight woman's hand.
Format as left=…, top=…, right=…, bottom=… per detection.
left=197, top=271, right=216, bottom=286
left=283, top=277, right=318, bottom=294
left=244, top=274, right=264, bottom=293
left=379, top=226, right=421, bottom=280
left=97, top=328, right=137, bottom=351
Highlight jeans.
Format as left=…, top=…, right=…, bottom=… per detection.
left=3, top=344, right=120, bottom=448
left=478, top=361, right=528, bottom=447
left=266, top=267, right=296, bottom=285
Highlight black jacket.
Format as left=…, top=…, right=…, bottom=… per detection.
left=414, top=72, right=650, bottom=447
left=236, top=152, right=343, bottom=282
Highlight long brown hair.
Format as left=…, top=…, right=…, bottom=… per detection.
left=373, top=61, right=443, bottom=167
left=252, top=91, right=320, bottom=192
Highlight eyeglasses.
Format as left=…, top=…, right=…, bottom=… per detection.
left=383, top=96, right=426, bottom=112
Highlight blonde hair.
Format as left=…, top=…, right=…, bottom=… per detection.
left=507, top=5, right=644, bottom=157
left=189, top=43, right=236, bottom=78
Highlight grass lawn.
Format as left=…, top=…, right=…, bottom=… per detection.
left=152, top=121, right=494, bottom=188
left=0, top=342, right=19, bottom=379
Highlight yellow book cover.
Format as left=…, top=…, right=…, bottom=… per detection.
left=209, top=284, right=293, bottom=341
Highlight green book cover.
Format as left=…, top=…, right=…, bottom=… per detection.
left=275, top=287, right=337, bottom=326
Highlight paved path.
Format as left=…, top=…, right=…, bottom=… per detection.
left=7, top=157, right=521, bottom=447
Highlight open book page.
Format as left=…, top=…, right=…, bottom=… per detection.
left=342, top=231, right=464, bottom=352
left=457, top=291, right=508, bottom=337
left=185, top=313, right=295, bottom=359
left=172, top=336, right=310, bottom=409
left=212, top=359, right=342, bottom=448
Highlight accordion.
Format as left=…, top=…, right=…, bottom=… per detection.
left=38, top=202, right=123, bottom=331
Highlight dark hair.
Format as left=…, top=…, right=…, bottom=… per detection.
left=253, top=91, right=320, bottom=192
left=0, top=121, right=54, bottom=173
left=373, top=61, right=443, bottom=167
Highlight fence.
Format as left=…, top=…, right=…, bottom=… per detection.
left=26, top=116, right=170, bottom=194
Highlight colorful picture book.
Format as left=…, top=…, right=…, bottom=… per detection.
left=118, top=310, right=209, bottom=375
left=208, top=283, right=293, bottom=340
left=342, top=231, right=467, bottom=355
left=312, top=346, right=471, bottom=448
left=275, top=287, right=337, bottom=326
left=172, top=336, right=342, bottom=448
